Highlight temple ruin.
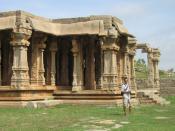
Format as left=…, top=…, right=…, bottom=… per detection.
left=0, top=10, right=162, bottom=106
left=136, top=44, right=160, bottom=90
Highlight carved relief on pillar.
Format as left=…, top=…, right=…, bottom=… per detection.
left=71, top=37, right=84, bottom=92
left=152, top=49, right=160, bottom=89
left=38, top=40, right=46, bottom=85
left=147, top=48, right=154, bottom=88
left=71, top=37, right=79, bottom=91
left=129, top=54, right=137, bottom=90
left=84, top=38, right=96, bottom=90
left=101, top=37, right=119, bottom=90
left=128, top=37, right=137, bottom=90
left=95, top=39, right=103, bottom=89
left=49, top=37, right=57, bottom=86
left=10, top=32, right=31, bottom=87
left=30, top=34, right=47, bottom=86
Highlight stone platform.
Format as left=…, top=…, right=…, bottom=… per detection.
left=53, top=90, right=136, bottom=100
left=0, top=86, right=55, bottom=101
left=0, top=88, right=139, bottom=107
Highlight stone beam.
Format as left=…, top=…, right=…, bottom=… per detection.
left=29, top=18, right=105, bottom=36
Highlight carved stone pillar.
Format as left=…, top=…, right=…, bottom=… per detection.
left=60, top=41, right=69, bottom=86
left=95, top=39, right=103, bottom=89
left=30, top=39, right=38, bottom=85
left=10, top=32, right=31, bottom=87
left=50, top=38, right=57, bottom=86
left=127, top=55, right=131, bottom=86
left=153, top=61, right=159, bottom=88
left=152, top=49, right=160, bottom=89
left=31, top=35, right=46, bottom=86
left=102, top=37, right=119, bottom=90
left=71, top=38, right=83, bottom=91
left=84, top=38, right=96, bottom=90
left=147, top=49, right=154, bottom=88
left=38, top=40, right=46, bottom=85
left=128, top=37, right=137, bottom=90
left=130, top=55, right=136, bottom=90
left=123, top=50, right=128, bottom=76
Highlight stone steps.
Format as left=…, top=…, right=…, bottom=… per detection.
left=53, top=90, right=136, bottom=100
left=137, top=89, right=170, bottom=105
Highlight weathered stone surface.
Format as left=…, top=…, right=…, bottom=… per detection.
left=160, top=79, right=175, bottom=96
left=0, top=16, right=16, bottom=30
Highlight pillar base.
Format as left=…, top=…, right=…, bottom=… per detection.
left=72, top=85, right=82, bottom=92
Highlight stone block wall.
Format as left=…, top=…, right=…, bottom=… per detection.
left=160, top=79, right=175, bottom=96
left=136, top=78, right=175, bottom=96
left=136, top=79, right=148, bottom=89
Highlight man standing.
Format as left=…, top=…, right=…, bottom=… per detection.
left=121, top=76, right=131, bottom=116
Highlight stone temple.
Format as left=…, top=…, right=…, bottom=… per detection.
left=0, top=10, right=163, bottom=106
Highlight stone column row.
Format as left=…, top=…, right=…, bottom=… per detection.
left=10, top=31, right=60, bottom=88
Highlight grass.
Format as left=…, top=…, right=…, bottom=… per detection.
left=0, top=97, right=175, bottom=131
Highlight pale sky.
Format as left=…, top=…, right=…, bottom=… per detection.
left=1, top=0, right=175, bottom=70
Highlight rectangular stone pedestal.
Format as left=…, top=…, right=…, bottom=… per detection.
left=0, top=86, right=55, bottom=101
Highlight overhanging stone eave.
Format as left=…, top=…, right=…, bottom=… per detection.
left=0, top=15, right=16, bottom=31
left=29, top=17, right=106, bottom=36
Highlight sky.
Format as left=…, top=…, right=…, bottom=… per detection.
left=0, top=0, right=175, bottom=70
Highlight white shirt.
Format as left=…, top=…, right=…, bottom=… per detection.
left=121, top=83, right=131, bottom=93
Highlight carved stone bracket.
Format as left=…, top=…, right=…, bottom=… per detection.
left=101, top=37, right=120, bottom=51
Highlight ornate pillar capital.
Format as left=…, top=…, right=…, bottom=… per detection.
left=10, top=32, right=31, bottom=47
left=35, top=35, right=47, bottom=49
left=50, top=37, right=58, bottom=52
left=101, top=37, right=120, bottom=51
left=71, top=38, right=79, bottom=55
